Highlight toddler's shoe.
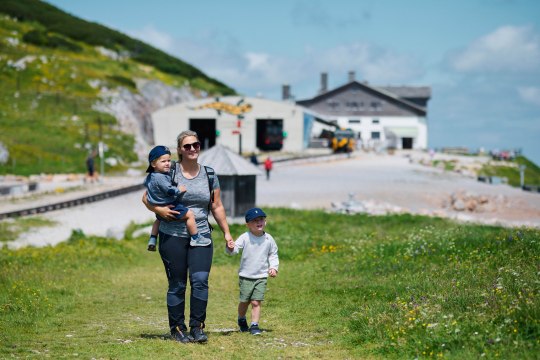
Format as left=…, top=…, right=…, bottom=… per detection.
left=238, top=318, right=249, bottom=332
left=190, top=235, right=211, bottom=247
left=249, top=324, right=262, bottom=335
left=147, top=237, right=157, bottom=251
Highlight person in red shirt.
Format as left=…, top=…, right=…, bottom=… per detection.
left=264, top=157, right=273, bottom=180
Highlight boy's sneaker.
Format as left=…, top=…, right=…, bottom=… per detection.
left=249, top=324, right=262, bottom=335
left=238, top=318, right=249, bottom=332
left=190, top=235, right=212, bottom=247
left=171, top=327, right=192, bottom=343
left=190, top=324, right=208, bottom=343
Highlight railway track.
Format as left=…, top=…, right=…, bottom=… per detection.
left=0, top=183, right=144, bottom=220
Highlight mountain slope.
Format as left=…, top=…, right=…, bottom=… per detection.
left=0, top=2, right=235, bottom=176
left=0, top=0, right=234, bottom=95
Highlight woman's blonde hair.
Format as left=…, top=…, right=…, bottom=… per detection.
left=176, top=130, right=199, bottom=161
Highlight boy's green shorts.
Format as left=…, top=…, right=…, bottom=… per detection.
left=239, top=277, right=268, bottom=302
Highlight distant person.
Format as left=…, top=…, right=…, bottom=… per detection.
left=250, top=152, right=259, bottom=166
left=85, top=150, right=97, bottom=183
left=143, top=131, right=233, bottom=343
left=144, top=145, right=208, bottom=252
left=264, top=157, right=273, bottom=180
left=226, top=207, right=279, bottom=335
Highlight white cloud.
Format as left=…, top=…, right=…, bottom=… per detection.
left=128, top=25, right=174, bottom=53
left=518, top=86, right=540, bottom=106
left=126, top=27, right=425, bottom=100
left=451, top=25, right=540, bottom=72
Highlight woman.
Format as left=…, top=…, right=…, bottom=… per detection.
left=143, top=130, right=233, bottom=343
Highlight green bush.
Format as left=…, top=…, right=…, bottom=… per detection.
left=23, top=29, right=82, bottom=52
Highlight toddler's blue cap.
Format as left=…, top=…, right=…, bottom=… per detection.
left=146, top=145, right=171, bottom=173
left=245, top=207, right=267, bottom=222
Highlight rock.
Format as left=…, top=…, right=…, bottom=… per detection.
left=453, top=199, right=466, bottom=211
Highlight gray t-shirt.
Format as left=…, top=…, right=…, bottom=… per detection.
left=144, top=172, right=182, bottom=205
left=159, top=164, right=219, bottom=237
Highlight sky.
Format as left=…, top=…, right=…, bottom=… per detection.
left=46, top=0, right=540, bottom=165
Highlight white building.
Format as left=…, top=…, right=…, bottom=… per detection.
left=296, top=72, right=431, bottom=150
left=152, top=96, right=308, bottom=154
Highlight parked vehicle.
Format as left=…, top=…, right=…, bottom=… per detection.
left=331, top=129, right=356, bottom=153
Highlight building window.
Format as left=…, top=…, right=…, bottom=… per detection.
left=371, top=101, right=382, bottom=111
left=371, top=131, right=380, bottom=140
left=349, top=119, right=361, bottom=124
left=327, top=100, right=339, bottom=110
left=372, top=118, right=380, bottom=124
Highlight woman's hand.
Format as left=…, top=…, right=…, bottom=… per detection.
left=142, top=191, right=179, bottom=221
left=155, top=204, right=179, bottom=221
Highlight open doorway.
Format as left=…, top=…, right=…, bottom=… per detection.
left=256, top=119, right=283, bottom=151
left=402, top=137, right=413, bottom=149
left=189, top=119, right=216, bottom=150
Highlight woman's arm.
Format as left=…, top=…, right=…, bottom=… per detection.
left=210, top=188, right=233, bottom=243
left=141, top=191, right=178, bottom=221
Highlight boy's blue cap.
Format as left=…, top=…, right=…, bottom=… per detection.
left=146, top=145, right=171, bottom=173
left=245, top=207, right=267, bottom=222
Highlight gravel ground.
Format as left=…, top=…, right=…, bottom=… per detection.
left=3, top=151, right=539, bottom=249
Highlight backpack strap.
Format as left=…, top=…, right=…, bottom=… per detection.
left=204, top=165, right=215, bottom=231
left=169, top=160, right=178, bottom=187
left=204, top=166, right=215, bottom=202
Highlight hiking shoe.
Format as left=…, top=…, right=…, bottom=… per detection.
left=249, top=324, right=262, bottom=335
left=171, top=327, right=192, bottom=343
left=190, top=324, right=208, bottom=343
left=190, top=235, right=212, bottom=247
left=238, top=318, right=249, bottom=332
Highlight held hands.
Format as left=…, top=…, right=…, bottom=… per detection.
left=268, top=268, right=277, bottom=277
left=226, top=238, right=235, bottom=251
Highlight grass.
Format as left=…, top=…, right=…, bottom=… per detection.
left=1, top=209, right=539, bottom=359
left=0, top=216, right=56, bottom=243
left=0, top=13, right=230, bottom=176
left=479, top=156, right=540, bottom=188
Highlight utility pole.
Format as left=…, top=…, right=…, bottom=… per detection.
left=519, top=165, right=526, bottom=189
left=98, top=117, right=104, bottom=181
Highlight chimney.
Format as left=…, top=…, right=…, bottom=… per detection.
left=319, top=72, right=328, bottom=94
left=282, top=84, right=291, bottom=100
left=348, top=71, right=356, bottom=82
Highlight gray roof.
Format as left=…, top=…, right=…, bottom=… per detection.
left=199, top=144, right=262, bottom=176
left=377, top=86, right=431, bottom=99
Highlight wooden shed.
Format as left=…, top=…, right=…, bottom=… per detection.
left=199, top=144, right=262, bottom=219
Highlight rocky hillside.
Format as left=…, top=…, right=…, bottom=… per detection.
left=0, top=0, right=235, bottom=176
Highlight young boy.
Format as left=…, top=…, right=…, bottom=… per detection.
left=144, top=145, right=210, bottom=251
left=225, top=207, right=279, bottom=335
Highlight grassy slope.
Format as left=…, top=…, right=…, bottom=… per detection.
left=1, top=209, right=538, bottom=359
left=0, top=0, right=234, bottom=95
left=0, top=5, right=234, bottom=176
left=480, top=156, right=540, bottom=188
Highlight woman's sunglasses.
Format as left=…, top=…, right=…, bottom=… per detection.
left=182, top=142, right=201, bottom=151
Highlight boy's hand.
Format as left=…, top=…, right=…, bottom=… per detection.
left=179, top=185, right=187, bottom=193
left=226, top=239, right=235, bottom=251
left=268, top=268, right=277, bottom=277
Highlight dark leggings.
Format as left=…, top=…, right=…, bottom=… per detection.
left=158, top=231, right=213, bottom=331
